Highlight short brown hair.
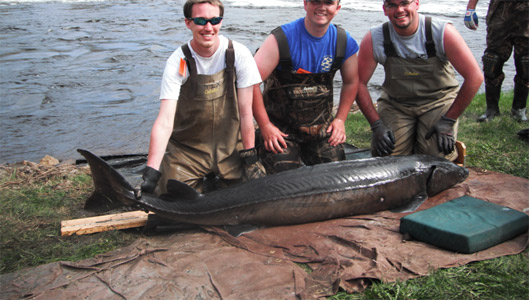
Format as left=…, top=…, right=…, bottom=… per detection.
left=183, top=0, right=224, bottom=19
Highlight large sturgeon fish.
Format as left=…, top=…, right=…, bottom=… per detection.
left=78, top=149, right=468, bottom=226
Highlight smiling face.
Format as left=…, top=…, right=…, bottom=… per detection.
left=303, top=0, right=341, bottom=32
left=383, top=0, right=420, bottom=36
left=185, top=2, right=222, bottom=57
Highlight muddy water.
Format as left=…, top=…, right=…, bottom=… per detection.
left=1, top=0, right=509, bottom=164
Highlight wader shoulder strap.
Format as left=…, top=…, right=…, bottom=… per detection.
left=424, top=17, right=436, bottom=58
left=180, top=42, right=235, bottom=97
left=181, top=43, right=197, bottom=91
left=181, top=41, right=235, bottom=74
left=181, top=43, right=197, bottom=76
left=271, top=26, right=293, bottom=72
left=383, top=18, right=436, bottom=58
left=331, top=25, right=347, bottom=71
left=272, top=25, right=347, bottom=72
left=382, top=22, right=398, bottom=58
left=225, top=40, right=236, bottom=98
left=225, top=39, right=235, bottom=68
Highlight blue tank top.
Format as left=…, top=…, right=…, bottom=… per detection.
left=280, top=18, right=359, bottom=73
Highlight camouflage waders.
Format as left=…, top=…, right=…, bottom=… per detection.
left=257, top=26, right=347, bottom=174
left=479, top=0, right=529, bottom=122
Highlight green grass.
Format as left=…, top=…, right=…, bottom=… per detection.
left=329, top=253, right=529, bottom=300
left=0, top=166, right=139, bottom=274
left=457, top=92, right=528, bottom=179
left=0, top=91, right=527, bottom=299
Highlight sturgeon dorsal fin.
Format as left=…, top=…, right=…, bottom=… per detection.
left=161, top=179, right=200, bottom=202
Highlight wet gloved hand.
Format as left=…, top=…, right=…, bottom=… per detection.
left=370, top=119, right=395, bottom=156
left=141, top=166, right=161, bottom=194
left=425, top=116, right=456, bottom=154
left=464, top=9, right=478, bottom=30
left=239, top=148, right=266, bottom=181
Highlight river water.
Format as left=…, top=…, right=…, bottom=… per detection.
left=2, top=0, right=510, bottom=164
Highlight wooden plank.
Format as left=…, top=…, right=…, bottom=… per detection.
left=61, top=211, right=152, bottom=236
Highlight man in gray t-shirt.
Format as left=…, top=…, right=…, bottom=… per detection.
left=355, top=0, right=483, bottom=161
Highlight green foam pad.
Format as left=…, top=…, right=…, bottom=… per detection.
left=400, top=196, right=529, bottom=254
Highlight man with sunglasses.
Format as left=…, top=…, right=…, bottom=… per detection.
left=252, top=0, right=359, bottom=174
left=355, top=0, right=483, bottom=160
left=141, top=0, right=264, bottom=195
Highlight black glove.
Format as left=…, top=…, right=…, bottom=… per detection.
left=425, top=115, right=456, bottom=154
left=239, top=148, right=266, bottom=181
left=370, top=119, right=395, bottom=156
left=141, top=166, right=161, bottom=194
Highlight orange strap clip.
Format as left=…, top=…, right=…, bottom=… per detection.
left=296, top=68, right=311, bottom=74
left=179, top=58, right=187, bottom=77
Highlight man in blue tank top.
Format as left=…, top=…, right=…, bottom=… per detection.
left=252, top=0, right=359, bottom=174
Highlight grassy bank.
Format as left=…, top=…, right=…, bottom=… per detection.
left=0, top=91, right=528, bottom=299
left=0, top=163, right=139, bottom=274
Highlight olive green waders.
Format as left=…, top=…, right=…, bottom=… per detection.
left=157, top=41, right=243, bottom=194
left=378, top=18, right=460, bottom=161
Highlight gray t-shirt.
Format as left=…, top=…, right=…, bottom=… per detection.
left=370, top=14, right=451, bottom=65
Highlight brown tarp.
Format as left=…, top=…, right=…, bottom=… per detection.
left=1, top=168, right=528, bottom=299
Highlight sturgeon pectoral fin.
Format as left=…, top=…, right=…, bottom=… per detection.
left=224, top=224, right=262, bottom=237
left=390, top=192, right=428, bottom=213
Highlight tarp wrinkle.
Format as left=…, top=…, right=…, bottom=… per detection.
left=204, top=266, right=223, bottom=299
left=94, top=274, right=127, bottom=300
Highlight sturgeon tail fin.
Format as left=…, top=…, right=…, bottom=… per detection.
left=77, top=149, right=138, bottom=212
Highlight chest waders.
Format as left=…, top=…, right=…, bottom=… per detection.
left=157, top=41, right=242, bottom=194
left=257, top=26, right=347, bottom=174
left=377, top=17, right=460, bottom=161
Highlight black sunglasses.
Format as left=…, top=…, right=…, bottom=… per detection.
left=187, top=17, right=223, bottom=26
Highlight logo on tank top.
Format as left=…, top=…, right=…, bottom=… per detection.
left=321, top=55, right=334, bottom=72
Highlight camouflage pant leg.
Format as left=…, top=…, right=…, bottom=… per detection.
left=256, top=125, right=345, bottom=174
left=300, top=138, right=345, bottom=166
left=256, top=134, right=302, bottom=175
left=484, top=1, right=529, bottom=85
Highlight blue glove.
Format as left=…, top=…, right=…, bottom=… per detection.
left=464, top=9, right=478, bottom=30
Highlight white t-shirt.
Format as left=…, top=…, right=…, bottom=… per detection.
left=160, top=35, right=262, bottom=101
